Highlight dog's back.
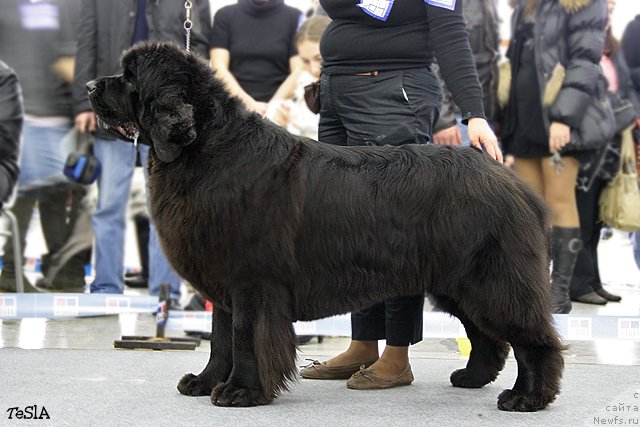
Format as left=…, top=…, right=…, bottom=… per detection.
left=283, top=141, right=549, bottom=320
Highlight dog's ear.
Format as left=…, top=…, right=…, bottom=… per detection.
left=127, top=46, right=197, bottom=163
left=144, top=100, right=197, bottom=163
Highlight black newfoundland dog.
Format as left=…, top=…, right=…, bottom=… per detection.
left=88, top=42, right=564, bottom=411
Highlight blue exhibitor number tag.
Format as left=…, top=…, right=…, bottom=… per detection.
left=357, top=0, right=395, bottom=21
left=425, top=0, right=457, bottom=11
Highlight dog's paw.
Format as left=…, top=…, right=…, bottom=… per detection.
left=211, top=382, right=272, bottom=407
left=497, top=389, right=552, bottom=412
left=177, top=373, right=215, bottom=396
left=450, top=368, right=492, bottom=389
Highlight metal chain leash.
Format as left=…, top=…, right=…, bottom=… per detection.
left=184, top=1, right=192, bottom=52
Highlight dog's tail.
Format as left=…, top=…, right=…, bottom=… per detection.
left=254, top=302, right=298, bottom=399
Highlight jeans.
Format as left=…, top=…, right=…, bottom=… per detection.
left=18, top=121, right=72, bottom=190
left=91, top=138, right=181, bottom=300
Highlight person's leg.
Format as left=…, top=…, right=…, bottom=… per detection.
left=32, top=124, right=74, bottom=280
left=317, top=73, right=348, bottom=146
left=570, top=179, right=605, bottom=303
left=512, top=157, right=545, bottom=198
left=542, top=155, right=581, bottom=313
left=370, top=295, right=424, bottom=376
left=139, top=146, right=182, bottom=302
left=590, top=179, right=621, bottom=301
left=0, top=191, right=39, bottom=292
left=302, top=73, right=379, bottom=375
left=37, top=184, right=94, bottom=291
left=1, top=121, right=69, bottom=291
left=299, top=302, right=382, bottom=378
left=90, top=138, right=136, bottom=294
left=336, top=69, right=435, bottom=380
left=318, top=303, right=385, bottom=367
left=38, top=183, right=72, bottom=277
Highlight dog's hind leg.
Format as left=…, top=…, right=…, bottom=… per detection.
left=211, top=285, right=297, bottom=407
left=178, top=307, right=233, bottom=396
left=434, top=296, right=509, bottom=388
left=497, top=324, right=565, bottom=412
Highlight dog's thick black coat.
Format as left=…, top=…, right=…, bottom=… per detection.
left=89, top=42, right=564, bottom=411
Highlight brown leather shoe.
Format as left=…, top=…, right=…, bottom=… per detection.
left=346, top=364, right=414, bottom=390
left=299, top=359, right=378, bottom=380
left=596, top=288, right=622, bottom=302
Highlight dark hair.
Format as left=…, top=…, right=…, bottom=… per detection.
left=604, top=27, right=620, bottom=56
left=294, top=16, right=331, bottom=47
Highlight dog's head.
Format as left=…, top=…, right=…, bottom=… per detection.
left=88, top=42, right=201, bottom=162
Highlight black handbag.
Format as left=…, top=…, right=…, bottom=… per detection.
left=63, top=130, right=101, bottom=185
left=303, top=80, right=321, bottom=114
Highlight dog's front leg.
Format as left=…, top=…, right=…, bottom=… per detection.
left=211, top=288, right=272, bottom=407
left=178, top=308, right=233, bottom=396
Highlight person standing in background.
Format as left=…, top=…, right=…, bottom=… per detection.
left=0, top=61, right=23, bottom=205
left=433, top=0, right=501, bottom=147
left=570, top=0, right=637, bottom=306
left=621, top=13, right=640, bottom=272
left=0, top=0, right=88, bottom=293
left=209, top=0, right=303, bottom=116
left=72, top=0, right=210, bottom=307
left=500, top=0, right=613, bottom=314
left=268, top=15, right=331, bottom=140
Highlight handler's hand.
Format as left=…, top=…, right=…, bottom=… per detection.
left=75, top=111, right=96, bottom=133
left=468, top=118, right=503, bottom=163
left=549, top=121, right=571, bottom=154
left=433, top=124, right=462, bottom=146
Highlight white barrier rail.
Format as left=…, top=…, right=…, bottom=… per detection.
left=1, top=293, right=639, bottom=340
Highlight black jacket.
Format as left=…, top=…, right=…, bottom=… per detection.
left=72, top=0, right=210, bottom=131
left=0, top=61, right=23, bottom=203
left=622, top=15, right=640, bottom=99
left=504, top=0, right=614, bottom=150
left=578, top=50, right=640, bottom=191
left=435, top=0, right=500, bottom=130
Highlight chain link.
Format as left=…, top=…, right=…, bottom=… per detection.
left=184, top=1, right=193, bottom=52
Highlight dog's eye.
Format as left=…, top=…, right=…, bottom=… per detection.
left=123, top=72, right=135, bottom=84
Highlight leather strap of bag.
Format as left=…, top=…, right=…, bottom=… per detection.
left=620, top=125, right=637, bottom=176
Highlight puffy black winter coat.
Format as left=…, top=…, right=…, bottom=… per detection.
left=0, top=61, right=23, bottom=203
left=506, top=0, right=615, bottom=150
left=621, top=15, right=640, bottom=99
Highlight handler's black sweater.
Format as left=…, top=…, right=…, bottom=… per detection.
left=320, top=0, right=484, bottom=119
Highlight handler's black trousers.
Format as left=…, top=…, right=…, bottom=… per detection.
left=318, top=68, right=441, bottom=346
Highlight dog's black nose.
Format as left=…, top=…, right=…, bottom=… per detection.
left=86, top=80, right=97, bottom=94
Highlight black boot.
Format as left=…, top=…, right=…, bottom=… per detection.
left=551, top=227, right=583, bottom=314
